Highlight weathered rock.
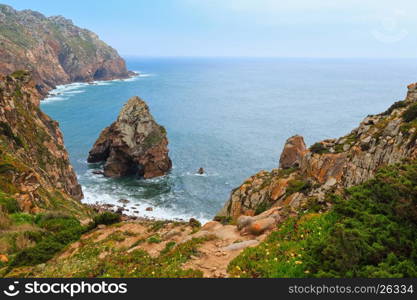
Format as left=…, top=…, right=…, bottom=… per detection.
left=279, top=135, right=307, bottom=169
left=118, top=199, right=130, bottom=204
left=0, top=4, right=133, bottom=96
left=0, top=254, right=9, bottom=263
left=248, top=217, right=276, bottom=235
left=0, top=72, right=85, bottom=214
left=146, top=207, right=153, bottom=212
left=221, top=240, right=259, bottom=251
left=88, top=96, right=172, bottom=179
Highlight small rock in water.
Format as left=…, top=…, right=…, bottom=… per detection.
left=146, top=207, right=153, bottom=212
left=116, top=207, right=125, bottom=214
left=198, top=167, right=205, bottom=175
left=118, top=199, right=130, bottom=204
left=92, top=170, right=104, bottom=175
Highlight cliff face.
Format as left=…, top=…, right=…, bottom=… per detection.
left=218, top=83, right=417, bottom=219
left=0, top=4, right=132, bottom=96
left=0, top=71, right=84, bottom=214
left=88, top=96, right=172, bottom=179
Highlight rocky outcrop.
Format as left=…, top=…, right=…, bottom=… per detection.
left=88, top=96, right=172, bottom=179
left=218, top=82, right=417, bottom=220
left=0, top=4, right=133, bottom=96
left=0, top=71, right=84, bottom=214
left=279, top=135, right=306, bottom=169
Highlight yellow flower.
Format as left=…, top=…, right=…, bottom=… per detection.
left=304, top=270, right=310, bottom=274
left=295, top=260, right=303, bottom=265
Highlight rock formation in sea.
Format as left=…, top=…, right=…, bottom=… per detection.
left=217, top=82, right=417, bottom=220
left=88, top=96, right=172, bottom=179
left=0, top=4, right=133, bottom=96
left=0, top=71, right=84, bottom=214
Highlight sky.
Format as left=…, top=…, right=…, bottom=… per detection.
left=2, top=0, right=417, bottom=58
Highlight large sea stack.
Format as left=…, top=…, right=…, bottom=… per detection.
left=0, top=4, right=133, bottom=96
left=88, top=96, right=172, bottom=179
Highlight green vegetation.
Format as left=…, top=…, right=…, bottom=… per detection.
left=9, top=213, right=87, bottom=268
left=143, top=130, right=164, bottom=150
left=229, top=160, right=417, bottom=278
left=0, top=193, right=20, bottom=213
left=27, top=236, right=209, bottom=278
left=93, top=212, right=121, bottom=226
left=285, top=179, right=312, bottom=196
left=147, top=234, right=162, bottom=244
left=382, top=100, right=407, bottom=116
left=309, top=143, right=329, bottom=154
left=402, top=104, right=417, bottom=122
left=255, top=201, right=273, bottom=215
left=0, top=122, right=24, bottom=148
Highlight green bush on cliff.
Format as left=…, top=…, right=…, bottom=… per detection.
left=10, top=215, right=86, bottom=268
left=402, top=104, right=417, bottom=122
left=309, top=143, right=329, bottom=154
left=0, top=193, right=20, bottom=213
left=93, top=212, right=121, bottom=226
left=229, top=161, right=417, bottom=278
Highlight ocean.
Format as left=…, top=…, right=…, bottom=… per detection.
left=41, top=57, right=417, bottom=222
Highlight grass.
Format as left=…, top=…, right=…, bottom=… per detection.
left=26, top=237, right=209, bottom=278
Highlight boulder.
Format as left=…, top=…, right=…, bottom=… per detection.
left=221, top=240, right=259, bottom=251
left=279, top=135, right=307, bottom=169
left=88, top=96, right=172, bottom=179
left=248, top=217, right=276, bottom=235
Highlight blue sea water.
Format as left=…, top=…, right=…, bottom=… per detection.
left=41, top=57, right=417, bottom=221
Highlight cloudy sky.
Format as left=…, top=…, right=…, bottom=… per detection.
left=3, top=0, right=417, bottom=57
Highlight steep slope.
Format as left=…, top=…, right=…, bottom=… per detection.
left=218, top=83, right=417, bottom=219
left=0, top=4, right=132, bottom=96
left=0, top=71, right=84, bottom=214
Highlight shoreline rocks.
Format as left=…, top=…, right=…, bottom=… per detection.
left=88, top=96, right=172, bottom=179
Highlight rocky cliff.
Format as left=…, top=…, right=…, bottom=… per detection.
left=88, top=96, right=172, bottom=179
left=0, top=71, right=84, bottom=214
left=0, top=4, right=132, bottom=96
left=218, top=83, right=417, bottom=219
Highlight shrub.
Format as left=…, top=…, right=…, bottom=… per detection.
left=147, top=234, right=162, bottom=244
left=0, top=195, right=20, bottom=213
left=286, top=179, right=312, bottom=195
left=93, top=212, right=121, bottom=226
left=9, top=213, right=35, bottom=225
left=255, top=201, right=272, bottom=215
left=402, top=104, right=417, bottom=122
left=37, top=215, right=80, bottom=232
left=309, top=143, right=329, bottom=154
left=10, top=215, right=86, bottom=268
left=382, top=100, right=407, bottom=116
